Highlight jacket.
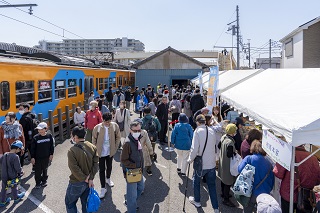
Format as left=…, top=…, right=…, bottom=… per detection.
left=113, top=108, right=131, bottom=137
left=31, top=133, right=55, bottom=159
left=0, top=125, right=25, bottom=155
left=1, top=152, right=22, bottom=181
left=169, top=99, right=181, bottom=114
left=142, top=115, right=161, bottom=132
left=183, top=101, right=192, bottom=118
left=112, top=94, right=125, bottom=107
left=240, top=139, right=251, bottom=159
left=19, top=112, right=35, bottom=142
left=238, top=154, right=274, bottom=197
left=133, top=90, right=139, bottom=103
left=67, top=141, right=99, bottom=183
left=171, top=123, right=193, bottom=150
left=84, top=108, right=102, bottom=130
left=140, top=129, right=153, bottom=167
left=273, top=148, right=320, bottom=203
left=121, top=134, right=144, bottom=178
left=218, top=134, right=236, bottom=185
left=124, top=90, right=132, bottom=101
left=155, top=103, right=169, bottom=122
left=190, top=94, right=205, bottom=114
left=136, top=95, right=148, bottom=111
left=106, top=90, right=113, bottom=102
left=188, top=125, right=216, bottom=170
left=92, top=122, right=121, bottom=158
left=74, top=111, right=85, bottom=125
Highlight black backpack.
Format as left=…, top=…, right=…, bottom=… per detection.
left=26, top=114, right=41, bottom=138
left=143, top=117, right=157, bottom=142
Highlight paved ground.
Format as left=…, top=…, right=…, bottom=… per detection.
left=1, top=109, right=244, bottom=213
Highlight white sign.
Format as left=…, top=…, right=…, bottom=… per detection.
left=262, top=130, right=292, bottom=171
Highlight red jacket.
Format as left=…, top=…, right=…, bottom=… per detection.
left=273, top=149, right=320, bottom=203
left=85, top=108, right=102, bottom=130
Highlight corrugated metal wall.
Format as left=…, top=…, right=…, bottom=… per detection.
left=135, top=69, right=200, bottom=89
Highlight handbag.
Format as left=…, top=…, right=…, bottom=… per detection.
left=230, top=153, right=242, bottom=176
left=126, top=168, right=142, bottom=183
left=296, top=164, right=316, bottom=212
left=87, top=187, right=101, bottom=212
left=193, top=126, right=208, bottom=174
left=117, top=109, right=126, bottom=132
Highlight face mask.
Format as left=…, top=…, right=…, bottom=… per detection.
left=90, top=106, right=95, bottom=110
left=132, top=132, right=140, bottom=139
left=19, top=110, right=25, bottom=115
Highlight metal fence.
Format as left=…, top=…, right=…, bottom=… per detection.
left=37, top=101, right=87, bottom=143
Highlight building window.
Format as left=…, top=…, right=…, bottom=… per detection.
left=55, top=80, right=66, bottom=100
left=79, top=78, right=83, bottom=95
left=285, top=38, right=293, bottom=57
left=1, top=81, right=10, bottom=110
left=38, top=80, right=52, bottom=103
left=16, top=81, right=34, bottom=106
left=68, top=79, right=77, bottom=98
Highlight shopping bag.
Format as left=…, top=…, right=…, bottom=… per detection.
left=87, top=187, right=101, bottom=212
left=230, top=153, right=242, bottom=176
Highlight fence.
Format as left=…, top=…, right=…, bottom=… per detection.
left=37, top=101, right=87, bottom=143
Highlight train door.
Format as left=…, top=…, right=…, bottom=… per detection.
left=84, top=76, right=94, bottom=100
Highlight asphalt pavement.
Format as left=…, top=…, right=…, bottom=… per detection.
left=1, top=109, right=244, bottom=213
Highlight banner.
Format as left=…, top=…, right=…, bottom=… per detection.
left=198, top=71, right=203, bottom=96
left=262, top=130, right=292, bottom=171
left=206, top=66, right=219, bottom=113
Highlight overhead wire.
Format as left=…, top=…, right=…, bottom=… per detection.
left=0, top=0, right=85, bottom=39
left=213, top=9, right=236, bottom=48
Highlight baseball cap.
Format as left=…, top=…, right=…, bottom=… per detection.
left=256, top=194, right=281, bottom=213
left=11, top=140, right=24, bottom=150
left=36, top=122, right=48, bottom=130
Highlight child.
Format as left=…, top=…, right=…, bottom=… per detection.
left=30, top=122, right=54, bottom=189
left=0, top=140, right=25, bottom=207
left=170, top=113, right=193, bottom=176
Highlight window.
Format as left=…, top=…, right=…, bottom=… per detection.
left=119, top=75, right=123, bottom=86
left=38, top=80, right=52, bottom=103
left=55, top=80, right=66, bottom=100
left=104, top=78, right=108, bottom=89
left=79, top=78, right=83, bottom=95
left=285, top=38, right=293, bottom=57
left=0, top=81, right=10, bottom=110
left=16, top=81, right=34, bottom=106
left=99, top=78, right=104, bottom=90
left=68, top=79, right=77, bottom=98
left=96, top=78, right=98, bottom=91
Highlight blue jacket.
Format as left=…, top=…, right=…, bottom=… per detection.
left=238, top=154, right=274, bottom=197
left=136, top=95, right=148, bottom=111
left=171, top=123, right=193, bottom=150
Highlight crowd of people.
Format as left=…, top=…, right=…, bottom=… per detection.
left=0, top=83, right=319, bottom=213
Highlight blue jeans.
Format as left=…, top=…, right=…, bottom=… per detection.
left=126, top=178, right=144, bottom=213
left=193, top=168, right=219, bottom=209
left=65, top=182, right=90, bottom=213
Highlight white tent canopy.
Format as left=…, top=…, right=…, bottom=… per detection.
left=203, top=69, right=263, bottom=92
left=192, top=71, right=226, bottom=86
left=221, top=68, right=320, bottom=147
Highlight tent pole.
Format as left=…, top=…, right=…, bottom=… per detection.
left=289, top=146, right=295, bottom=213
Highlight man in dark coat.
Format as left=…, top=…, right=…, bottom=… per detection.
left=133, top=86, right=139, bottom=112
left=190, top=88, right=205, bottom=115
left=106, top=86, right=114, bottom=112
left=155, top=96, right=168, bottom=145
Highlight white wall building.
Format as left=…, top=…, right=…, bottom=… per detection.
left=280, top=17, right=320, bottom=68
left=34, top=37, right=145, bottom=55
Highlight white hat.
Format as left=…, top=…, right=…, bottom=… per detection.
left=36, top=122, right=48, bottom=130
left=256, top=194, right=282, bottom=213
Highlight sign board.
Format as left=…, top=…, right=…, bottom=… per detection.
left=262, top=130, right=292, bottom=171
left=39, top=81, right=51, bottom=90
left=206, top=66, right=219, bottom=113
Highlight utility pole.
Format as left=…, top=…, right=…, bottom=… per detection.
left=236, top=5, right=240, bottom=70
left=248, top=39, right=251, bottom=68
left=269, top=39, right=272, bottom=68
left=0, top=4, right=37, bottom=15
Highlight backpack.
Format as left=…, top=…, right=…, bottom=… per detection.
left=143, top=117, right=157, bottom=142
left=26, top=114, right=41, bottom=139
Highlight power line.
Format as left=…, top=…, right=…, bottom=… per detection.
left=0, top=13, right=70, bottom=38
left=0, top=0, right=85, bottom=39
left=213, top=10, right=236, bottom=47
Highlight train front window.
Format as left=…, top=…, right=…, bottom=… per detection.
left=79, top=79, right=83, bottom=95
left=55, top=80, right=66, bottom=100
left=38, top=80, right=52, bottom=104
left=0, top=81, right=10, bottom=111
left=16, top=81, right=34, bottom=106
left=68, top=79, right=77, bottom=98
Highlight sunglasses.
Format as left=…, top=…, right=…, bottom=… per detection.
left=131, top=129, right=141, bottom=133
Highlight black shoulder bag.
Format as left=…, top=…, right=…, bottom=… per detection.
left=193, top=126, right=208, bottom=174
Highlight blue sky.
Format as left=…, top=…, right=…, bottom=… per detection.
left=0, top=0, right=319, bottom=65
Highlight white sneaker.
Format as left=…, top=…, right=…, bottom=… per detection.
left=189, top=196, right=201, bottom=208
left=214, top=209, right=219, bottom=213
left=99, top=188, right=107, bottom=199
left=106, top=179, right=114, bottom=187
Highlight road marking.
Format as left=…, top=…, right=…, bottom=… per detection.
left=20, top=187, right=55, bottom=213
left=154, top=162, right=167, bottom=169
